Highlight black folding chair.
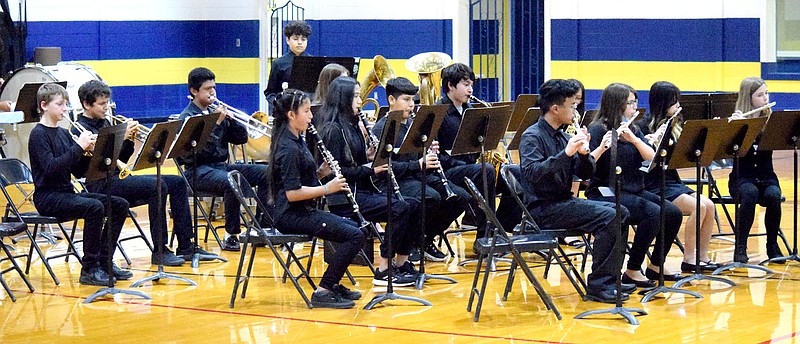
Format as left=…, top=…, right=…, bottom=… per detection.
left=499, top=164, right=587, bottom=299
left=226, top=171, right=316, bottom=309
left=0, top=158, right=77, bottom=285
left=0, top=222, right=35, bottom=301
left=174, top=162, right=224, bottom=249
left=463, top=177, right=562, bottom=321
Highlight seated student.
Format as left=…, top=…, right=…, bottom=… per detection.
left=269, top=89, right=364, bottom=309
left=520, top=78, right=632, bottom=303
left=371, top=77, right=470, bottom=261
left=177, top=67, right=270, bottom=252
left=585, top=83, right=684, bottom=287
left=317, top=76, right=418, bottom=286
left=312, top=63, right=349, bottom=106
left=73, top=80, right=214, bottom=266
left=263, top=20, right=312, bottom=103
left=28, top=83, right=129, bottom=285
left=434, top=63, right=518, bottom=247
left=729, top=77, right=783, bottom=263
left=643, top=81, right=719, bottom=271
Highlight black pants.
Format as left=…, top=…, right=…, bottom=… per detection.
left=414, top=174, right=471, bottom=242
left=531, top=198, right=629, bottom=293
left=185, top=162, right=270, bottom=235
left=445, top=163, right=494, bottom=234
left=730, top=180, right=782, bottom=245
left=330, top=189, right=416, bottom=258
left=276, top=209, right=365, bottom=289
left=588, top=189, right=683, bottom=270
left=87, top=174, right=194, bottom=252
left=34, top=191, right=128, bottom=269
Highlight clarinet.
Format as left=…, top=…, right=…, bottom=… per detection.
left=428, top=145, right=457, bottom=200
left=359, top=111, right=404, bottom=201
left=307, top=124, right=372, bottom=230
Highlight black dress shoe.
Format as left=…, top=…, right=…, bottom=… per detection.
left=585, top=288, right=630, bottom=304
left=766, top=242, right=785, bottom=264
left=680, top=261, right=719, bottom=273
left=620, top=283, right=637, bottom=293
left=621, top=274, right=657, bottom=288
left=645, top=268, right=683, bottom=281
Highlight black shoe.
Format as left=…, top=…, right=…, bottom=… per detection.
left=311, top=289, right=355, bottom=309
left=766, top=242, right=785, bottom=263
left=621, top=274, right=656, bottom=288
left=424, top=243, right=447, bottom=262
left=373, top=267, right=415, bottom=287
left=222, top=235, right=241, bottom=252
left=680, top=261, right=719, bottom=273
left=331, top=284, right=362, bottom=300
left=112, top=263, right=133, bottom=281
left=645, top=268, right=683, bottom=281
left=151, top=248, right=185, bottom=267
left=733, top=245, right=749, bottom=263
left=408, top=247, right=421, bottom=263
left=620, top=283, right=637, bottom=294
left=177, top=246, right=219, bottom=261
left=397, top=261, right=420, bottom=278
left=585, top=288, right=629, bottom=303
left=79, top=266, right=115, bottom=286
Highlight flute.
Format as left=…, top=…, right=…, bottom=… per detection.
left=604, top=111, right=640, bottom=149
left=730, top=101, right=777, bottom=120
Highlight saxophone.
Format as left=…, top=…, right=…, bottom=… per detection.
left=307, top=124, right=372, bottom=231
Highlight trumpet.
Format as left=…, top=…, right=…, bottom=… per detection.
left=307, top=124, right=373, bottom=232
left=200, top=96, right=271, bottom=139
left=110, top=113, right=150, bottom=142
left=65, top=116, right=132, bottom=179
left=604, top=111, right=640, bottom=149
left=469, top=95, right=492, bottom=107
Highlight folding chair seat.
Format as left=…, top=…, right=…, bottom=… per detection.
left=174, top=162, right=224, bottom=249
left=226, top=171, right=316, bottom=309
left=0, top=222, right=35, bottom=301
left=463, top=177, right=562, bottom=322
left=0, top=158, right=76, bottom=285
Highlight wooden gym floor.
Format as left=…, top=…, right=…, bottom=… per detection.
left=2, top=151, right=800, bottom=343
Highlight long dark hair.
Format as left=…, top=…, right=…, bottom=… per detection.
left=591, top=83, right=637, bottom=131
left=648, top=81, right=681, bottom=136
left=317, top=76, right=358, bottom=136
left=266, top=89, right=310, bottom=204
left=567, top=78, right=586, bottom=114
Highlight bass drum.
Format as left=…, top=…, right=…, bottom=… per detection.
left=0, top=62, right=104, bottom=166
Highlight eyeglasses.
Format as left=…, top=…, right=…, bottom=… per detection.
left=626, top=100, right=638, bottom=107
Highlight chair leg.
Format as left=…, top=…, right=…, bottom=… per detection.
left=241, top=242, right=259, bottom=299
left=2, top=242, right=34, bottom=294
left=268, top=244, right=313, bottom=309
left=466, top=253, right=485, bottom=312
left=510, top=248, right=562, bottom=320
left=502, top=259, right=518, bottom=301
left=552, top=246, right=586, bottom=299
left=474, top=249, right=495, bottom=322
left=285, top=243, right=316, bottom=290
left=0, top=274, right=16, bottom=302
left=116, top=242, right=132, bottom=266
left=229, top=236, right=252, bottom=308
left=25, top=229, right=59, bottom=285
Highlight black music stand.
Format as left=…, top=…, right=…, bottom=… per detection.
left=641, top=117, right=703, bottom=302
left=167, top=113, right=228, bottom=268
left=365, top=110, right=431, bottom=310
left=83, top=123, right=151, bottom=303
left=574, top=130, right=646, bottom=325
left=130, top=120, right=198, bottom=287
left=289, top=56, right=358, bottom=93
left=706, top=117, right=772, bottom=275
left=506, top=94, right=539, bottom=133
left=395, top=105, right=455, bottom=289
left=758, top=111, right=800, bottom=265
left=508, top=107, right=542, bottom=151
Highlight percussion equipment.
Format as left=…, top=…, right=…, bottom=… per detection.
left=0, top=62, right=105, bottom=166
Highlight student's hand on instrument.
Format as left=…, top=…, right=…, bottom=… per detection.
left=421, top=150, right=439, bottom=170
left=125, top=121, right=139, bottom=140
left=600, top=130, right=613, bottom=149
left=366, top=144, right=377, bottom=162
left=316, top=161, right=332, bottom=180
left=618, top=123, right=635, bottom=142
left=373, top=164, right=388, bottom=175
left=216, top=106, right=228, bottom=125
left=566, top=132, right=588, bottom=156
left=728, top=110, right=745, bottom=121
left=0, top=100, right=12, bottom=112
left=77, top=131, right=97, bottom=150
left=327, top=174, right=350, bottom=194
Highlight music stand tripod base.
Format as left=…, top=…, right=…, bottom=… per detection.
left=364, top=292, right=433, bottom=310
left=641, top=285, right=702, bottom=303
left=574, top=306, right=648, bottom=326
left=415, top=272, right=457, bottom=290
left=711, top=262, right=773, bottom=276
left=760, top=255, right=800, bottom=265
left=191, top=252, right=228, bottom=268
left=84, top=287, right=152, bottom=303
left=131, top=265, right=197, bottom=287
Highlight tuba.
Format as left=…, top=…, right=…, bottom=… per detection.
left=359, top=55, right=394, bottom=108
left=406, top=52, right=452, bottom=105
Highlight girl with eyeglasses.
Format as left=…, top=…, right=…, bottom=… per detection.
left=586, top=83, right=684, bottom=288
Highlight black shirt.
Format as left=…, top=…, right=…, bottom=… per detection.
left=320, top=115, right=377, bottom=205
left=520, top=117, right=595, bottom=206
left=587, top=122, right=648, bottom=194
left=435, top=93, right=476, bottom=169
left=263, top=52, right=310, bottom=103
left=371, top=115, right=422, bottom=181
left=29, top=124, right=90, bottom=195
left=273, top=126, right=319, bottom=218
left=176, top=101, right=248, bottom=167
left=731, top=139, right=779, bottom=187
